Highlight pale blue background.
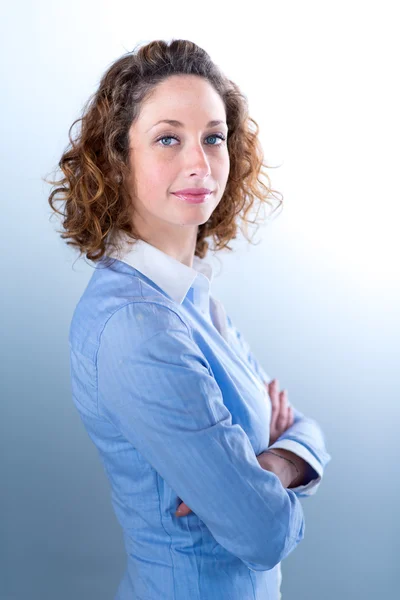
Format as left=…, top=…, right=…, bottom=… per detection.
left=1, top=1, right=399, bottom=599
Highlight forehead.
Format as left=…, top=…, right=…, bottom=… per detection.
left=136, top=76, right=226, bottom=125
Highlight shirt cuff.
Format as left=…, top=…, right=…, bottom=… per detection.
left=267, top=439, right=323, bottom=497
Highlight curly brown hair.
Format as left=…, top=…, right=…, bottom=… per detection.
left=44, top=39, right=283, bottom=266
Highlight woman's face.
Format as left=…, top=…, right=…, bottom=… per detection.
left=126, top=74, right=230, bottom=243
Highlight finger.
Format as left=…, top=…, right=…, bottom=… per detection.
left=268, top=379, right=280, bottom=422
left=281, top=403, right=293, bottom=432
left=175, top=501, right=192, bottom=517
left=287, top=405, right=294, bottom=427
left=277, top=390, right=289, bottom=429
left=282, top=402, right=294, bottom=432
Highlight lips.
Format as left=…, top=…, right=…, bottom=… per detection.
left=173, top=188, right=212, bottom=195
left=172, top=192, right=211, bottom=204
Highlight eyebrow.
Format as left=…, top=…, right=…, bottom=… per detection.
left=149, top=119, right=227, bottom=131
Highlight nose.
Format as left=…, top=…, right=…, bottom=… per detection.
left=184, top=143, right=211, bottom=178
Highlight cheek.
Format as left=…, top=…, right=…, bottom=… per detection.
left=216, top=149, right=230, bottom=173
left=135, top=158, right=173, bottom=197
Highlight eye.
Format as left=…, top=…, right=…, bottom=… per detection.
left=155, top=133, right=227, bottom=147
left=206, top=134, right=226, bottom=146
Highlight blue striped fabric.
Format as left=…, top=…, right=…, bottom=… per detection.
left=68, top=232, right=331, bottom=599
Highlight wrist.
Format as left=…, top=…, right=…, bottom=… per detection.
left=266, top=448, right=309, bottom=488
left=257, top=450, right=294, bottom=488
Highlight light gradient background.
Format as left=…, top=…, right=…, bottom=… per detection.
left=1, top=1, right=399, bottom=599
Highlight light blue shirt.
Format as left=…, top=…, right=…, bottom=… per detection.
left=68, top=231, right=332, bottom=600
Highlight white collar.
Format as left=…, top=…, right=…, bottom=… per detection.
left=105, top=230, right=214, bottom=311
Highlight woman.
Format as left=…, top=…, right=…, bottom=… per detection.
left=46, top=39, right=331, bottom=600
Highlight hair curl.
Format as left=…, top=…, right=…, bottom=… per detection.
left=44, top=38, right=283, bottom=267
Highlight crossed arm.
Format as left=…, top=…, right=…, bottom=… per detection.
left=95, top=301, right=332, bottom=569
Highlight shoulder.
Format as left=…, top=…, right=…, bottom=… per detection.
left=69, top=263, right=191, bottom=360
left=99, top=299, right=191, bottom=346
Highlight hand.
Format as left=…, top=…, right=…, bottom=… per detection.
left=267, top=379, right=294, bottom=446
left=175, top=497, right=191, bottom=518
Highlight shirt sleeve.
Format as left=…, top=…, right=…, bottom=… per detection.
left=96, top=301, right=305, bottom=572
left=224, top=310, right=332, bottom=498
